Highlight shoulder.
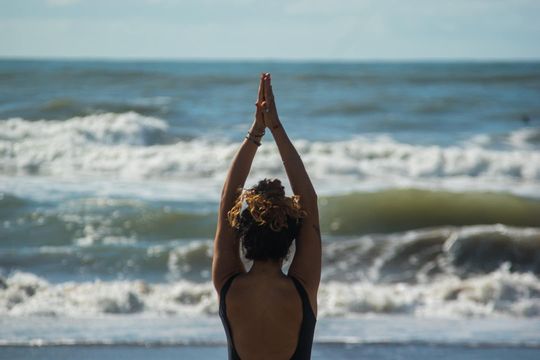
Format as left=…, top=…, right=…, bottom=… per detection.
left=215, top=271, right=244, bottom=298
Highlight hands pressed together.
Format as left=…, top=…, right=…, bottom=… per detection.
left=246, top=73, right=281, bottom=147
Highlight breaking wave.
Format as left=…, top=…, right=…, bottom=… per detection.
left=1, top=113, right=539, bottom=199
left=1, top=225, right=540, bottom=318
left=1, top=264, right=539, bottom=319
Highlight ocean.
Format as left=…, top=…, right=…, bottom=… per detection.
left=1, top=59, right=540, bottom=359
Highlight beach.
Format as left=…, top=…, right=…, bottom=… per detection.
left=1, top=59, right=540, bottom=359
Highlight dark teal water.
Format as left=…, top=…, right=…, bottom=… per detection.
left=1, top=60, right=539, bottom=144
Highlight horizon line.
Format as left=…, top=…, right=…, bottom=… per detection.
left=1, top=55, right=540, bottom=64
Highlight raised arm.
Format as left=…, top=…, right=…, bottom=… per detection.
left=262, top=74, right=321, bottom=304
left=212, top=74, right=267, bottom=293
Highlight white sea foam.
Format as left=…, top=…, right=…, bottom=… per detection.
left=319, top=264, right=540, bottom=318
left=0, top=111, right=168, bottom=146
left=0, top=271, right=216, bottom=317
left=2, top=266, right=539, bottom=319
left=1, top=113, right=540, bottom=199
left=467, top=127, right=540, bottom=150
left=507, top=127, right=540, bottom=149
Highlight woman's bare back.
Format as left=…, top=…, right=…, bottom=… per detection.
left=224, top=273, right=303, bottom=360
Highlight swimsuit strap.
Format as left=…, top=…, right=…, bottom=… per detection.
left=219, top=273, right=242, bottom=360
left=289, top=276, right=317, bottom=359
left=220, top=273, right=242, bottom=302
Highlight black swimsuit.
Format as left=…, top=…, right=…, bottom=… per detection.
left=219, top=273, right=317, bottom=360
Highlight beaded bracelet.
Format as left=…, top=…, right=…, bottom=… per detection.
left=245, top=135, right=261, bottom=146
left=248, top=129, right=265, bottom=138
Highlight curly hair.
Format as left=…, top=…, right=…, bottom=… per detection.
left=227, top=178, right=307, bottom=261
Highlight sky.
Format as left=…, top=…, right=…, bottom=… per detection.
left=1, top=0, right=539, bottom=60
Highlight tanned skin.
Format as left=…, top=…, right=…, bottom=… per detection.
left=212, top=73, right=321, bottom=360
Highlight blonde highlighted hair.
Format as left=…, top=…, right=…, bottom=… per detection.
left=227, top=178, right=307, bottom=232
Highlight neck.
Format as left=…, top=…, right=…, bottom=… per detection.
left=249, top=260, right=284, bottom=277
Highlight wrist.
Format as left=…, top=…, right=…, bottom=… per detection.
left=269, top=120, right=283, bottom=135
left=250, top=124, right=266, bottom=136
left=245, top=134, right=261, bottom=146
left=245, top=123, right=265, bottom=147
left=250, top=118, right=265, bottom=129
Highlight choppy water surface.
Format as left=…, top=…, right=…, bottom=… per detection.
left=1, top=60, right=540, bottom=348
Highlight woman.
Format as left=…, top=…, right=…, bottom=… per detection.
left=212, top=73, right=321, bottom=360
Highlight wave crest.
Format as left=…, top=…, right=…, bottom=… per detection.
left=1, top=114, right=540, bottom=202
left=2, top=266, right=539, bottom=318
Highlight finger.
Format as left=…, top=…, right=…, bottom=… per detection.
left=257, top=73, right=265, bottom=103
left=255, top=100, right=264, bottom=114
left=264, top=75, right=272, bottom=104
left=267, top=82, right=276, bottom=110
left=255, top=102, right=263, bottom=117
